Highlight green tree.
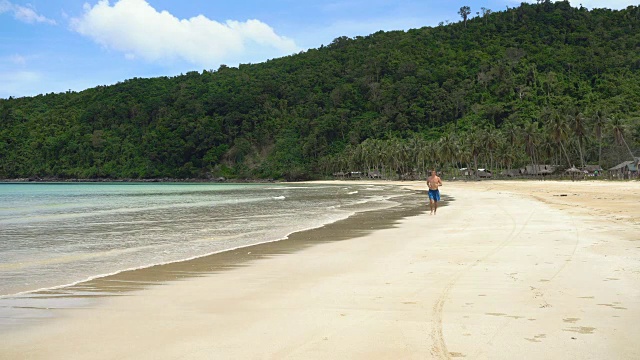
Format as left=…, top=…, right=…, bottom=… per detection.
left=591, top=110, right=607, bottom=167
left=568, top=108, right=586, bottom=168
left=610, top=116, right=636, bottom=160
left=545, top=111, right=573, bottom=167
left=522, top=121, right=541, bottom=171
left=459, top=6, right=472, bottom=27
left=481, top=7, right=492, bottom=25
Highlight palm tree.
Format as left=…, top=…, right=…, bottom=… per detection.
left=372, top=139, right=385, bottom=177
left=423, top=140, right=440, bottom=174
left=357, top=140, right=369, bottom=175
left=610, top=116, right=636, bottom=160
left=545, top=111, right=572, bottom=167
left=389, top=139, right=408, bottom=179
left=439, top=133, right=459, bottom=174
left=420, top=138, right=436, bottom=179
left=568, top=108, right=586, bottom=169
left=502, top=121, right=520, bottom=146
left=538, top=132, right=555, bottom=165
left=496, top=140, right=517, bottom=174
left=459, top=132, right=473, bottom=178
left=592, top=109, right=607, bottom=167
left=483, top=126, right=500, bottom=172
left=408, top=135, right=423, bottom=178
left=522, top=121, right=541, bottom=174
left=466, top=128, right=483, bottom=179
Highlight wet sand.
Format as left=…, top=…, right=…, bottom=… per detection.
left=1, top=180, right=639, bottom=359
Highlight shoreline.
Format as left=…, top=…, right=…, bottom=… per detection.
left=0, top=177, right=272, bottom=183
left=0, top=181, right=416, bottom=297
left=0, top=189, right=430, bottom=328
left=1, top=180, right=638, bottom=359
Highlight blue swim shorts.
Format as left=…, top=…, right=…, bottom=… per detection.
left=428, top=189, right=440, bottom=202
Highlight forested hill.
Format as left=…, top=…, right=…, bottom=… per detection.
left=1, top=1, right=639, bottom=180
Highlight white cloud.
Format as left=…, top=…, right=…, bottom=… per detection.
left=0, top=0, right=56, bottom=24
left=70, top=0, right=299, bottom=67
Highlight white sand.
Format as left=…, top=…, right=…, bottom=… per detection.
left=1, top=180, right=639, bottom=359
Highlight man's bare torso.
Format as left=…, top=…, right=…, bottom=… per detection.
left=427, top=175, right=442, bottom=190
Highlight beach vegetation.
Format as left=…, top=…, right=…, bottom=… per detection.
left=0, top=2, right=639, bottom=180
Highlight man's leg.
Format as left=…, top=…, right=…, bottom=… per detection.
left=429, top=198, right=434, bottom=215
left=433, top=200, right=438, bottom=214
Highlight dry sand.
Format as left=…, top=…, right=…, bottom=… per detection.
left=1, top=180, right=638, bottom=359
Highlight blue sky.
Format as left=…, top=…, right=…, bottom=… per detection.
left=0, top=0, right=635, bottom=98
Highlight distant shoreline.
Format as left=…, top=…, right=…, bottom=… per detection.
left=1, top=176, right=637, bottom=184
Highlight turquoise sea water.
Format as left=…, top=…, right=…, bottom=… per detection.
left=0, top=182, right=408, bottom=296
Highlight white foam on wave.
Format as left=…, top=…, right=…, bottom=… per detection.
left=263, top=186, right=336, bottom=190
left=0, top=211, right=359, bottom=299
left=0, top=184, right=408, bottom=299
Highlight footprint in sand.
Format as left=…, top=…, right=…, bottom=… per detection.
left=449, top=352, right=466, bottom=358
left=563, top=326, right=595, bottom=334
left=525, top=334, right=547, bottom=343
left=598, top=303, right=627, bottom=310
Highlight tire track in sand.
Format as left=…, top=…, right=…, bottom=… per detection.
left=467, top=201, right=582, bottom=359
left=430, top=202, right=534, bottom=359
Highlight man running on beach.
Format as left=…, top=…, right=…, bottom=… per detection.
left=427, top=170, right=442, bottom=215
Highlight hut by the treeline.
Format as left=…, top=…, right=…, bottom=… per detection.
left=459, top=167, right=474, bottom=177
left=609, top=158, right=640, bottom=179
left=521, top=165, right=557, bottom=176
left=565, top=166, right=584, bottom=180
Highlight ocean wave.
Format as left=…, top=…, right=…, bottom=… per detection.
left=0, top=183, right=409, bottom=298
left=0, top=213, right=355, bottom=299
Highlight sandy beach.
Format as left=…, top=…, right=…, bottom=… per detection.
left=1, top=180, right=639, bottom=359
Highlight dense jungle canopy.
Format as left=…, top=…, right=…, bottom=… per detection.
left=1, top=1, right=639, bottom=180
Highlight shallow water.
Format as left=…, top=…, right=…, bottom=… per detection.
left=0, top=182, right=409, bottom=296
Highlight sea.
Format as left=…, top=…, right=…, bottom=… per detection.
left=0, top=182, right=412, bottom=298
